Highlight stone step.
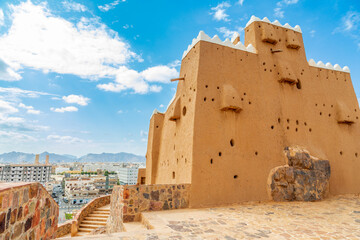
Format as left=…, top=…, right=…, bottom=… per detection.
left=87, top=214, right=109, bottom=218
left=78, top=227, right=93, bottom=233
left=84, top=217, right=108, bottom=222
left=96, top=208, right=110, bottom=211
left=79, top=224, right=101, bottom=229
left=92, top=210, right=110, bottom=215
left=97, top=206, right=110, bottom=210
left=75, top=232, right=87, bottom=236
left=81, top=220, right=107, bottom=226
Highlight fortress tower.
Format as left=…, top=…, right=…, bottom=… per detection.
left=145, top=16, right=359, bottom=207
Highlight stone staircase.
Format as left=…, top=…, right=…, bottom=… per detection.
left=75, top=205, right=110, bottom=237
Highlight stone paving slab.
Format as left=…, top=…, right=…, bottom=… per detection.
left=60, top=194, right=360, bottom=239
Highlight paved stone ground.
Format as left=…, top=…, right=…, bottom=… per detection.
left=60, top=194, right=360, bottom=239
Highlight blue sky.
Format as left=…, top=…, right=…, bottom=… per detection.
left=0, top=0, right=359, bottom=157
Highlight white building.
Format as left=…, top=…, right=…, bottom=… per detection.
left=117, top=167, right=138, bottom=185
left=64, top=178, right=99, bottom=204
left=83, top=163, right=125, bottom=172
left=0, top=154, right=51, bottom=184
left=55, top=167, right=70, bottom=174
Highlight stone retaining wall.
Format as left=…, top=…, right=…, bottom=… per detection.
left=55, top=221, right=71, bottom=238
left=0, top=182, right=59, bottom=240
left=70, top=195, right=110, bottom=237
left=107, top=184, right=190, bottom=233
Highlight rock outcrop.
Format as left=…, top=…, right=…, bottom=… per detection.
left=268, top=146, right=331, bottom=201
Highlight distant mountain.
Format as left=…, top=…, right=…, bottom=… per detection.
left=78, top=153, right=145, bottom=163
left=0, top=151, right=145, bottom=164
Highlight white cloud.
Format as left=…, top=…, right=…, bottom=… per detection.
left=0, top=100, right=46, bottom=131
left=310, top=30, right=316, bottom=37
left=122, top=24, right=133, bottom=29
left=98, top=0, right=125, bottom=12
left=140, top=130, right=148, bottom=137
left=210, top=2, right=231, bottom=22
left=62, top=94, right=90, bottom=106
left=274, top=7, right=284, bottom=18
left=238, top=0, right=244, bottom=5
left=97, top=65, right=178, bottom=94
left=47, top=134, right=85, bottom=143
left=141, top=65, right=178, bottom=83
left=0, top=9, right=4, bottom=26
left=0, top=87, right=51, bottom=99
left=168, top=60, right=181, bottom=68
left=159, top=104, right=164, bottom=108
left=334, top=11, right=360, bottom=49
left=216, top=26, right=243, bottom=39
left=62, top=1, right=87, bottom=12
left=283, top=0, right=298, bottom=4
left=18, top=103, right=41, bottom=114
left=0, top=130, right=36, bottom=142
left=27, top=109, right=40, bottom=115
left=0, top=1, right=177, bottom=95
left=0, top=58, right=22, bottom=81
left=0, top=99, right=18, bottom=116
left=342, top=11, right=360, bottom=32
left=50, top=106, right=78, bottom=113
left=117, top=110, right=123, bottom=114
left=149, top=85, right=162, bottom=93
left=274, top=0, right=299, bottom=19
left=0, top=1, right=139, bottom=80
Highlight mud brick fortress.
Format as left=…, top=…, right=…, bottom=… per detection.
left=1, top=16, right=360, bottom=239
left=146, top=16, right=359, bottom=207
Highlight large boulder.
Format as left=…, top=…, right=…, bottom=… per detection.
left=268, top=146, right=330, bottom=201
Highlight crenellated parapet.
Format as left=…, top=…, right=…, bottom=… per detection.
left=182, top=31, right=256, bottom=59
left=308, top=59, right=350, bottom=73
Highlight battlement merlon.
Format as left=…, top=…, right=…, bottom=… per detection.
left=181, top=16, right=350, bottom=74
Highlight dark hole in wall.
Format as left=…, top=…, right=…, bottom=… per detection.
left=230, top=139, right=234, bottom=147
left=172, top=172, right=175, bottom=179
left=234, top=175, right=238, bottom=179
left=182, top=106, right=187, bottom=116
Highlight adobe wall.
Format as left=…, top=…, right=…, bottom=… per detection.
left=0, top=182, right=59, bottom=239
left=108, top=184, right=190, bottom=228
left=146, top=17, right=360, bottom=208
left=136, top=168, right=146, bottom=185
left=145, top=47, right=200, bottom=184
left=191, top=21, right=359, bottom=207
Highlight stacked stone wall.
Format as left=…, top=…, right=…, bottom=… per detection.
left=0, top=182, right=59, bottom=240
left=55, top=221, right=71, bottom=238
left=107, top=184, right=190, bottom=233
left=56, top=195, right=110, bottom=237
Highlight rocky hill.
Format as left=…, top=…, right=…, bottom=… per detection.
left=0, top=151, right=145, bottom=164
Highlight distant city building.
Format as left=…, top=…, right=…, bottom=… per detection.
left=64, top=177, right=99, bottom=204
left=83, top=163, right=125, bottom=172
left=117, top=167, right=138, bottom=185
left=93, top=175, right=118, bottom=194
left=55, top=167, right=70, bottom=174
left=0, top=154, right=51, bottom=184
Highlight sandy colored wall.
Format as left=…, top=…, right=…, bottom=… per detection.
left=0, top=182, right=59, bottom=239
left=146, top=48, right=200, bottom=185
left=146, top=20, right=360, bottom=208
left=137, top=168, right=146, bottom=185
